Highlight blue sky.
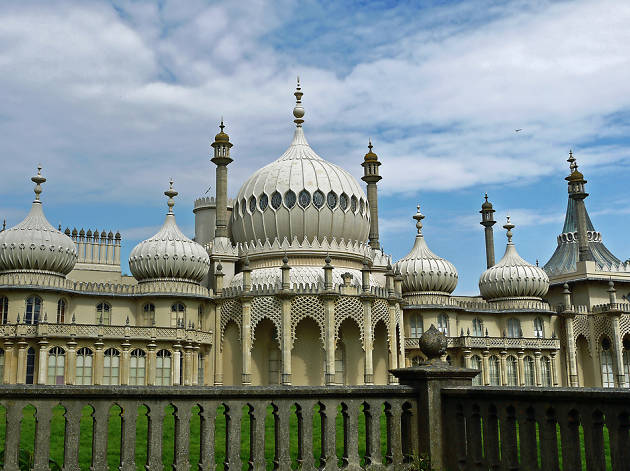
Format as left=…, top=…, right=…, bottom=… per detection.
left=0, top=0, right=629, bottom=294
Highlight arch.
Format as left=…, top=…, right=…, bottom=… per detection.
left=506, top=355, right=518, bottom=386
left=576, top=335, right=594, bottom=387
left=334, top=296, right=365, bottom=350
left=600, top=336, right=615, bottom=388
left=488, top=355, right=500, bottom=386
left=156, top=349, right=172, bottom=386
left=523, top=355, right=535, bottom=386
left=130, top=348, right=146, bottom=385
left=337, top=318, right=363, bottom=385
left=96, top=302, right=111, bottom=325
left=251, top=296, right=282, bottom=346
left=251, top=318, right=280, bottom=385
left=290, top=296, right=325, bottom=348
left=222, top=320, right=242, bottom=386
left=76, top=347, right=93, bottom=385
left=26, top=346, right=36, bottom=384
left=56, top=298, right=66, bottom=323
left=534, top=317, right=544, bottom=338
left=48, top=346, right=65, bottom=385
left=0, top=296, right=7, bottom=324
left=103, top=348, right=121, bottom=385
left=291, top=317, right=324, bottom=386
left=373, top=319, right=389, bottom=384
left=25, top=296, right=42, bottom=324
left=143, top=303, right=155, bottom=326
left=220, top=299, right=242, bottom=346
left=170, top=302, right=186, bottom=328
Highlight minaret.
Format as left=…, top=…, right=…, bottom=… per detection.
left=480, top=193, right=496, bottom=268
left=565, top=151, right=593, bottom=262
left=211, top=119, right=233, bottom=239
left=361, top=140, right=382, bottom=249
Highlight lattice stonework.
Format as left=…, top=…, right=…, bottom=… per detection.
left=220, top=299, right=242, bottom=348
left=334, top=296, right=365, bottom=350
left=371, top=298, right=391, bottom=339
left=572, top=314, right=592, bottom=357
left=620, top=314, right=630, bottom=339
left=290, top=295, right=325, bottom=348
left=592, top=314, right=613, bottom=344
left=251, top=296, right=282, bottom=346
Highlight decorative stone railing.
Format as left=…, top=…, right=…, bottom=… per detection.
left=220, top=283, right=392, bottom=299
left=592, top=302, right=630, bottom=313
left=0, top=384, right=416, bottom=471
left=0, top=323, right=213, bottom=344
left=405, top=336, right=560, bottom=351
left=442, top=386, right=630, bottom=470
left=404, top=294, right=553, bottom=313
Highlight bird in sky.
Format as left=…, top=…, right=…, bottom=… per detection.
left=515, top=128, right=523, bottom=132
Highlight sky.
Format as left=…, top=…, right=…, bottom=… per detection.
left=0, top=0, right=629, bottom=295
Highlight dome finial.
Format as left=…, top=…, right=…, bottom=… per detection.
left=567, top=149, right=577, bottom=172
left=31, top=165, right=46, bottom=202
left=165, top=178, right=178, bottom=214
left=413, top=204, right=425, bottom=235
left=504, top=216, right=515, bottom=244
left=293, top=76, right=305, bottom=127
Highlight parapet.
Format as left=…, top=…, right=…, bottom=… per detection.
left=65, top=228, right=121, bottom=266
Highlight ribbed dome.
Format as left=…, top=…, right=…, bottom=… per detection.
left=479, top=219, right=549, bottom=300
left=394, top=206, right=458, bottom=295
left=0, top=168, right=77, bottom=276
left=231, top=84, right=370, bottom=246
left=129, top=182, right=210, bottom=284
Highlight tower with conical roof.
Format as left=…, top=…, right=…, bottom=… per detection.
left=211, top=119, right=233, bottom=240
left=480, top=193, right=496, bottom=268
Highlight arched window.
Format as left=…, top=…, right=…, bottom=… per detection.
left=271, top=191, right=282, bottom=210
left=437, top=314, right=449, bottom=336
left=130, top=349, right=146, bottom=386
left=143, top=303, right=155, bottom=326
left=156, top=350, right=172, bottom=386
left=47, top=346, right=65, bottom=385
left=506, top=355, right=518, bottom=386
left=298, top=189, right=311, bottom=208
left=97, top=302, right=111, bottom=325
left=601, top=337, right=615, bottom=388
left=76, top=347, right=93, bottom=385
left=524, top=355, right=535, bottom=386
left=339, top=193, right=349, bottom=211
left=198, top=353, right=204, bottom=385
left=25, top=296, right=42, bottom=324
left=268, top=349, right=280, bottom=385
left=171, top=303, right=185, bottom=328
left=488, top=355, right=500, bottom=386
left=534, top=317, right=544, bottom=338
left=507, top=318, right=521, bottom=338
left=410, top=313, right=423, bottom=338
left=411, top=355, right=423, bottom=367
left=0, top=296, right=8, bottom=324
left=26, top=347, right=36, bottom=384
left=334, top=346, right=345, bottom=385
left=471, top=355, right=482, bottom=385
left=56, top=299, right=66, bottom=323
left=541, top=356, right=552, bottom=387
left=103, top=348, right=120, bottom=385
left=472, top=318, right=484, bottom=337
left=0, top=349, right=4, bottom=383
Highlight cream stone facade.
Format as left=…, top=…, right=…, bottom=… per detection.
left=0, top=84, right=628, bottom=389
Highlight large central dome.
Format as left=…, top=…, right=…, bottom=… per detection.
left=231, top=82, right=370, bottom=246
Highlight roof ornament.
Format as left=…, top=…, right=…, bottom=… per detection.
left=165, top=179, right=178, bottom=214
left=568, top=150, right=577, bottom=172
left=293, top=76, right=305, bottom=127
left=413, top=204, right=425, bottom=235
left=32, top=165, right=46, bottom=202
left=504, top=216, right=515, bottom=244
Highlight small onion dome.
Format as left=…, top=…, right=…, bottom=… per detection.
left=364, top=140, right=378, bottom=162
left=481, top=193, right=493, bottom=210
left=129, top=180, right=210, bottom=284
left=479, top=217, right=549, bottom=300
left=394, top=205, right=458, bottom=295
left=0, top=166, right=77, bottom=276
left=213, top=119, right=230, bottom=143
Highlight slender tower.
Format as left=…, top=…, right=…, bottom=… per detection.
left=566, top=151, right=593, bottom=262
left=361, top=140, right=382, bottom=249
left=480, top=193, right=496, bottom=268
left=211, top=120, right=233, bottom=239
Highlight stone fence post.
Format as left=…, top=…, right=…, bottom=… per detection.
left=392, top=325, right=478, bottom=470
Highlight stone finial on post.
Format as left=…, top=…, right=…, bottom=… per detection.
left=391, top=325, right=479, bottom=470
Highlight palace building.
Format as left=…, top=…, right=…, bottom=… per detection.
left=0, top=82, right=628, bottom=388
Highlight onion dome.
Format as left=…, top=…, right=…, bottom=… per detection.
left=213, top=119, right=231, bottom=144
left=394, top=205, right=458, bottom=295
left=364, top=140, right=378, bottom=161
left=129, top=180, right=210, bottom=283
left=479, top=217, right=549, bottom=300
left=481, top=193, right=493, bottom=210
left=0, top=166, right=77, bottom=276
left=231, top=79, right=370, bottom=246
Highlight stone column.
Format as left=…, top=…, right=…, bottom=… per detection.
left=66, top=339, right=77, bottom=385
left=564, top=314, right=579, bottom=386
left=396, top=304, right=406, bottom=369
left=280, top=295, right=292, bottom=385
left=146, top=340, right=156, bottom=386
left=173, top=344, right=182, bottom=386
left=608, top=313, right=625, bottom=387
left=241, top=297, right=252, bottom=385
left=362, top=298, right=374, bottom=384
left=93, top=338, right=104, bottom=385
left=517, top=349, right=525, bottom=386
left=499, top=350, right=507, bottom=386
left=462, top=348, right=472, bottom=368
left=323, top=294, right=337, bottom=385
left=388, top=300, right=399, bottom=384
left=192, top=345, right=199, bottom=386
left=212, top=302, right=223, bottom=386
left=120, top=340, right=131, bottom=386
left=481, top=349, right=490, bottom=386
left=37, top=339, right=48, bottom=384
left=16, top=341, right=27, bottom=384
left=3, top=341, right=14, bottom=384
left=534, top=351, right=542, bottom=387
left=184, top=344, right=193, bottom=386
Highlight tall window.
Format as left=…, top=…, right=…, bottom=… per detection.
left=56, top=299, right=66, bottom=323
left=601, top=337, right=615, bottom=388
left=197, top=305, right=203, bottom=330
left=129, top=349, right=146, bottom=386
left=541, top=356, right=552, bottom=387
left=47, top=346, right=65, bottom=385
left=25, top=296, right=42, bottom=324
left=198, top=353, right=204, bottom=385
left=488, top=355, right=500, bottom=386
left=76, top=347, right=93, bottom=385
left=437, top=314, right=449, bottom=336
left=0, top=296, right=8, bottom=324
left=268, top=349, right=281, bottom=385
left=143, top=304, right=155, bottom=326
left=534, top=317, right=544, bottom=338
left=171, top=303, right=185, bottom=328
left=410, top=313, right=423, bottom=338
left=0, top=349, right=4, bottom=382
left=472, top=318, right=484, bottom=337
left=97, top=303, right=111, bottom=325
left=524, top=356, right=535, bottom=386
left=506, top=355, right=518, bottom=386
left=26, top=347, right=35, bottom=384
left=103, top=348, right=120, bottom=385
left=471, top=355, right=482, bottom=385
left=156, top=349, right=172, bottom=386
left=507, top=318, right=521, bottom=338
left=334, top=347, right=345, bottom=385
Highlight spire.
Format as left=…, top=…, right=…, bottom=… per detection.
left=31, top=165, right=46, bottom=202
left=480, top=193, right=496, bottom=268
left=413, top=204, right=425, bottom=236
left=568, top=149, right=576, bottom=172
left=504, top=216, right=515, bottom=244
left=293, top=76, right=305, bottom=127
left=165, top=179, right=177, bottom=214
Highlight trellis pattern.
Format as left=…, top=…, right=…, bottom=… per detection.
left=334, top=296, right=365, bottom=350
left=220, top=299, right=242, bottom=349
left=619, top=313, right=630, bottom=339
left=251, top=296, right=282, bottom=346
left=572, top=314, right=591, bottom=355
left=371, top=298, right=391, bottom=340
left=593, top=314, right=613, bottom=344
left=290, top=295, right=325, bottom=348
